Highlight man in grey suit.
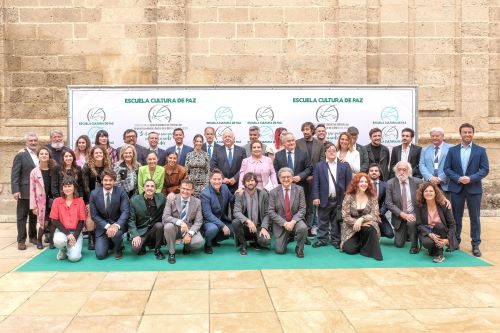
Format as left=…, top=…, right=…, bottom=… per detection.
left=269, top=167, right=307, bottom=258
left=385, top=161, right=423, bottom=254
left=347, top=126, right=369, bottom=173
left=232, top=172, right=271, bottom=255
left=11, top=132, right=39, bottom=250
left=162, top=179, right=205, bottom=264
left=243, top=126, right=267, bottom=157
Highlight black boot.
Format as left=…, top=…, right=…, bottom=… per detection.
left=36, top=227, right=44, bottom=250
left=48, top=222, right=55, bottom=249
left=87, top=231, right=95, bottom=250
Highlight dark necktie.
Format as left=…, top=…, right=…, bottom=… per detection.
left=374, top=181, right=379, bottom=196
left=180, top=200, right=188, bottom=221
left=433, top=145, right=439, bottom=176
left=177, top=147, right=181, bottom=162
left=287, top=151, right=293, bottom=170
left=401, top=181, right=407, bottom=212
left=106, top=192, right=111, bottom=215
left=228, top=148, right=233, bottom=167
left=284, top=188, right=292, bottom=222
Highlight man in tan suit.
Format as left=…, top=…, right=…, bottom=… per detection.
left=162, top=179, right=205, bottom=264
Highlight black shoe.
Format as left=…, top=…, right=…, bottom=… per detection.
left=332, top=243, right=340, bottom=249
left=307, top=230, right=315, bottom=239
left=44, top=234, right=50, bottom=244
left=36, top=241, right=44, bottom=250
left=183, top=244, right=191, bottom=255
left=409, top=246, right=420, bottom=254
left=49, top=243, right=55, bottom=250
left=312, top=241, right=327, bottom=248
left=304, top=239, right=311, bottom=245
left=212, top=241, right=221, bottom=247
left=168, top=253, right=176, bottom=264
left=138, top=247, right=147, bottom=256
left=472, top=246, right=481, bottom=257
left=29, top=237, right=37, bottom=245
left=240, top=246, right=248, bottom=256
left=295, top=246, right=304, bottom=258
left=114, top=249, right=123, bottom=260
left=204, top=244, right=213, bottom=254
left=287, top=235, right=295, bottom=244
left=154, top=248, right=165, bottom=260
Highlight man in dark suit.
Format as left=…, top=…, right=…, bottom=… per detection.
left=11, top=132, right=39, bottom=250
left=385, top=161, right=423, bottom=253
left=243, top=126, right=267, bottom=157
left=210, top=129, right=246, bottom=193
left=163, top=179, right=205, bottom=264
left=202, top=126, right=220, bottom=159
left=89, top=169, right=130, bottom=260
left=365, top=127, right=391, bottom=181
left=444, top=123, right=489, bottom=257
left=128, top=179, right=166, bottom=260
left=389, top=128, right=422, bottom=179
left=166, top=128, right=193, bottom=167
left=200, top=169, right=234, bottom=254
left=347, top=126, right=369, bottom=173
left=312, top=142, right=352, bottom=249
left=232, top=172, right=271, bottom=255
left=269, top=167, right=307, bottom=258
left=119, top=129, right=147, bottom=159
left=138, top=131, right=167, bottom=166
left=368, top=163, right=394, bottom=238
left=296, top=122, right=325, bottom=235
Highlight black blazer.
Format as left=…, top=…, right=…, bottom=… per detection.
left=389, top=144, right=422, bottom=179
left=210, top=145, right=246, bottom=193
left=415, top=203, right=458, bottom=251
left=273, top=148, right=313, bottom=188
left=376, top=180, right=388, bottom=215
left=11, top=149, right=37, bottom=199
left=365, top=144, right=391, bottom=181
left=89, top=186, right=130, bottom=237
left=202, top=142, right=221, bottom=158
left=138, top=147, right=167, bottom=166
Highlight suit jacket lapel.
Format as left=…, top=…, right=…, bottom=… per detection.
left=24, top=149, right=36, bottom=168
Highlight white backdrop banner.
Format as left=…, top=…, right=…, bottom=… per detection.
left=68, top=86, right=418, bottom=149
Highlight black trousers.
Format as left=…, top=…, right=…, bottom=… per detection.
left=232, top=219, right=271, bottom=248
left=16, top=198, right=37, bottom=243
left=379, top=215, right=394, bottom=239
left=317, top=198, right=341, bottom=245
left=131, top=222, right=164, bottom=254
left=419, top=223, right=447, bottom=255
left=343, top=225, right=383, bottom=261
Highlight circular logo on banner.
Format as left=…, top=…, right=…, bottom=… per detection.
left=255, top=107, right=274, bottom=122
left=315, top=104, right=339, bottom=123
left=382, top=126, right=399, bottom=141
left=259, top=126, right=274, bottom=142
left=87, top=107, right=106, bottom=122
left=148, top=105, right=172, bottom=123
left=215, top=126, right=232, bottom=141
left=380, top=106, right=399, bottom=122
left=87, top=126, right=103, bottom=142
left=214, top=106, right=233, bottom=122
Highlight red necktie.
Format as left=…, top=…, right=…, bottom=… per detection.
left=285, top=188, right=292, bottom=222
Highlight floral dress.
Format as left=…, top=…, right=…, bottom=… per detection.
left=184, top=150, right=210, bottom=197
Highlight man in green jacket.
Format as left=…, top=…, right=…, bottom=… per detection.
left=128, top=179, right=166, bottom=260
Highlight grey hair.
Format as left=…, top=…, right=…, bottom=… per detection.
left=24, top=132, right=38, bottom=140
left=429, top=127, right=444, bottom=136
left=393, top=160, right=413, bottom=176
left=278, top=167, right=294, bottom=178
left=49, top=129, right=63, bottom=137
left=249, top=126, right=260, bottom=132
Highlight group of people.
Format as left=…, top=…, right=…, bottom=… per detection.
left=11, top=121, right=489, bottom=264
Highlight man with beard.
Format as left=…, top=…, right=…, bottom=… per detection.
left=315, top=124, right=329, bottom=146
left=45, top=129, right=68, bottom=165
left=232, top=172, right=271, bottom=255
left=11, top=132, right=39, bottom=250
left=389, top=128, right=422, bottom=179
left=120, top=129, right=147, bottom=158
left=365, top=127, right=390, bottom=181
left=385, top=161, right=423, bottom=253
left=368, top=163, right=394, bottom=239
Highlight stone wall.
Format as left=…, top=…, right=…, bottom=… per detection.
left=0, top=0, right=499, bottom=219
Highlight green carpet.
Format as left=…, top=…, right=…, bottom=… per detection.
left=16, top=238, right=491, bottom=272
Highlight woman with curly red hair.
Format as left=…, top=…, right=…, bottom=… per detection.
left=341, top=172, right=383, bottom=260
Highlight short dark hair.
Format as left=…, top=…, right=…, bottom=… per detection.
left=368, top=163, right=381, bottom=173
left=180, top=179, right=194, bottom=188
left=100, top=168, right=117, bottom=181
left=459, top=123, right=474, bottom=133
left=301, top=122, right=315, bottom=133
left=61, top=176, right=79, bottom=199
left=193, top=134, right=204, bottom=144
left=401, top=128, right=415, bottom=138
left=122, top=129, right=137, bottom=140
left=173, top=128, right=184, bottom=135
left=316, top=123, right=326, bottom=130
left=210, top=168, right=224, bottom=179
left=324, top=142, right=336, bottom=151
left=369, top=127, right=382, bottom=137
left=243, top=172, right=257, bottom=185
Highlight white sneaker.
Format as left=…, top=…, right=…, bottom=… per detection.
left=311, top=226, right=318, bottom=236
left=57, top=249, right=67, bottom=260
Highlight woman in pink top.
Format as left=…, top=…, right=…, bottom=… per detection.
left=74, top=135, right=91, bottom=168
left=239, top=140, right=277, bottom=190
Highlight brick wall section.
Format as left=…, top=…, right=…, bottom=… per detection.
left=0, top=0, right=499, bottom=215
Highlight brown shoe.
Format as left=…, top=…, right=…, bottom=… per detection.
left=29, top=238, right=37, bottom=245
left=18, top=242, right=27, bottom=250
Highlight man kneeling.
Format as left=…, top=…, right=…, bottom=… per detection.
left=232, top=172, right=271, bottom=255
left=162, top=179, right=205, bottom=264
left=128, top=179, right=166, bottom=260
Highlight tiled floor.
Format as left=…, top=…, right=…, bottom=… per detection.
left=0, top=218, right=499, bottom=333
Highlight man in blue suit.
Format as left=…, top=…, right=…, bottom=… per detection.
left=210, top=129, right=246, bottom=193
left=166, top=128, right=193, bottom=166
left=200, top=168, right=234, bottom=254
left=90, top=169, right=130, bottom=260
left=419, top=127, right=452, bottom=197
left=312, top=142, right=352, bottom=249
left=444, top=123, right=489, bottom=257
left=202, top=126, right=220, bottom=159
left=368, top=163, right=394, bottom=239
